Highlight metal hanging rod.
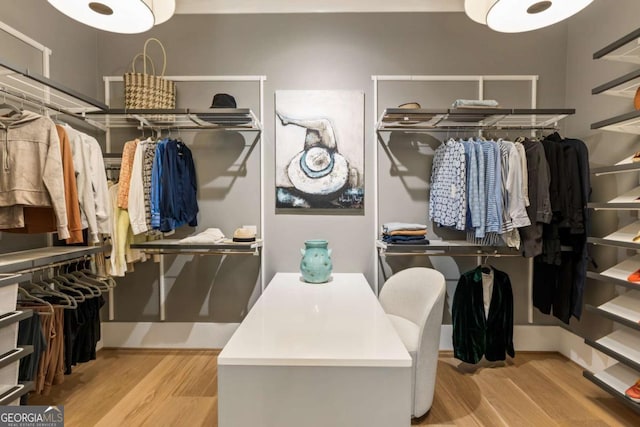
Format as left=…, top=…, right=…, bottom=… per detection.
left=138, top=249, right=261, bottom=256
left=0, top=85, right=104, bottom=130
left=378, top=251, right=520, bottom=257
left=0, top=85, right=76, bottom=117
left=16, top=255, right=91, bottom=275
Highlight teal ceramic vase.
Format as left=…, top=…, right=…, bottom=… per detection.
left=300, top=239, right=333, bottom=283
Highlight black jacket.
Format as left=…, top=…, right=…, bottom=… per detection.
left=452, top=266, right=515, bottom=364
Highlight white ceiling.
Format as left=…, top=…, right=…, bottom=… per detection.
left=175, top=0, right=465, bottom=14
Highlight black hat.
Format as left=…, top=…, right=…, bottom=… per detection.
left=210, top=93, right=237, bottom=108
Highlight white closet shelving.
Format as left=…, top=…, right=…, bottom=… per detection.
left=585, top=27, right=640, bottom=415
left=130, top=239, right=263, bottom=256
left=585, top=290, right=640, bottom=331
left=374, top=106, right=574, bottom=260
left=84, top=108, right=262, bottom=132
left=0, top=57, right=106, bottom=124
left=377, top=108, right=573, bottom=132
left=0, top=273, right=33, bottom=406
left=96, top=75, right=267, bottom=327
left=588, top=221, right=640, bottom=251
left=372, top=74, right=575, bottom=330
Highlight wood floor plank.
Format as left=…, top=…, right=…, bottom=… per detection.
left=472, top=374, right=558, bottom=426
left=93, top=353, right=210, bottom=426
left=171, top=351, right=218, bottom=397
left=493, top=354, right=598, bottom=423
left=416, top=359, right=503, bottom=427
left=529, top=356, right=639, bottom=427
left=29, top=349, right=167, bottom=427
left=26, top=350, right=640, bottom=426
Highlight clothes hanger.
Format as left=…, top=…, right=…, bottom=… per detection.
left=53, top=265, right=95, bottom=299
left=0, top=93, right=22, bottom=118
left=63, top=262, right=102, bottom=296
left=17, top=287, right=54, bottom=315
left=480, top=254, right=493, bottom=274
left=28, top=270, right=77, bottom=308
left=46, top=273, right=86, bottom=303
left=28, top=281, right=77, bottom=309
left=78, top=258, right=115, bottom=291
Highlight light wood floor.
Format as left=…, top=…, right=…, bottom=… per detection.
left=29, top=350, right=638, bottom=426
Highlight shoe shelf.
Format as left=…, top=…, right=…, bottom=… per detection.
left=585, top=291, right=640, bottom=332
left=592, top=159, right=640, bottom=176
left=585, top=329, right=640, bottom=373
left=375, top=239, right=520, bottom=257
left=583, top=364, right=640, bottom=415
left=588, top=221, right=640, bottom=250
left=589, top=27, right=640, bottom=416
left=588, top=186, right=640, bottom=210
left=592, top=68, right=640, bottom=99
left=587, top=253, right=640, bottom=291
left=594, top=27, right=640, bottom=65
left=591, top=109, right=640, bottom=134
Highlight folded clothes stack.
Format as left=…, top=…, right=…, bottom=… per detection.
left=180, top=228, right=226, bottom=244
left=382, top=222, right=429, bottom=245
left=451, top=99, right=500, bottom=109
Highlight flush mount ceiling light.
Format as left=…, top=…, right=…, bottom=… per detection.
left=465, top=0, right=593, bottom=33
left=149, top=0, right=176, bottom=25
left=47, top=0, right=175, bottom=34
left=464, top=0, right=498, bottom=25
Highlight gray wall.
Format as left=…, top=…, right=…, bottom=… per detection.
left=0, top=0, right=99, bottom=254
left=564, top=0, right=640, bottom=338
left=4, top=3, right=625, bottom=328
left=94, top=12, right=571, bottom=324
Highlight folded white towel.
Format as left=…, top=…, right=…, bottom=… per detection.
left=180, top=228, right=226, bottom=244
left=452, top=99, right=500, bottom=108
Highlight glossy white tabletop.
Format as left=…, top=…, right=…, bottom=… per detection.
left=218, top=273, right=411, bottom=367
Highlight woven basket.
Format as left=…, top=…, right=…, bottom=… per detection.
left=124, top=38, right=176, bottom=121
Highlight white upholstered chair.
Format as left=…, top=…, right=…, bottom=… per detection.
left=379, top=267, right=446, bottom=418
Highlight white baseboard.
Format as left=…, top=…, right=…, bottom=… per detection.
left=101, top=322, right=240, bottom=349
left=102, top=322, right=563, bottom=351
left=556, top=327, right=616, bottom=372
left=439, top=325, right=561, bottom=352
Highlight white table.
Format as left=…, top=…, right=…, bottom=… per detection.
left=218, top=273, right=412, bottom=427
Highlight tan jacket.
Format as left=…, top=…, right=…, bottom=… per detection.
left=0, top=111, right=69, bottom=239
left=1, top=125, right=83, bottom=243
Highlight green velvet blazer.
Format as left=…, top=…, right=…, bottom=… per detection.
left=452, top=266, right=515, bottom=364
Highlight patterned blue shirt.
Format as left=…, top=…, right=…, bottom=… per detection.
left=430, top=139, right=467, bottom=231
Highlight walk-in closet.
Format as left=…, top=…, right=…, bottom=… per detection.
left=0, top=1, right=639, bottom=426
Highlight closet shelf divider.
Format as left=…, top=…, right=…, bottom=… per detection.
left=583, top=366, right=640, bottom=415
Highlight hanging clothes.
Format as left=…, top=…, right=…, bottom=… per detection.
left=63, top=124, right=111, bottom=243
left=129, top=139, right=150, bottom=235
left=429, top=139, right=467, bottom=231
left=0, top=110, right=69, bottom=238
left=1, top=124, right=83, bottom=243
left=533, top=133, right=590, bottom=324
left=158, top=139, right=198, bottom=233
left=452, top=265, right=515, bottom=364
left=518, top=138, right=552, bottom=257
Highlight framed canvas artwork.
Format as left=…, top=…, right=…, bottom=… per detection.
left=275, top=90, right=364, bottom=210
